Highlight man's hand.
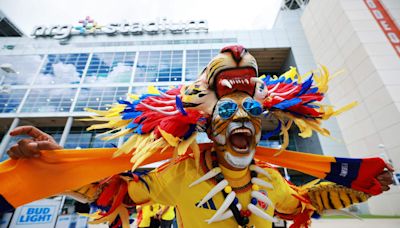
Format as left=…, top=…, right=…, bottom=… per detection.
left=7, top=126, right=62, bottom=159
left=377, top=163, right=395, bottom=192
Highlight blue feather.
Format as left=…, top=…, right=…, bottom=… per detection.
left=121, top=111, right=142, bottom=120
left=127, top=121, right=139, bottom=129
left=305, top=87, right=318, bottom=94
left=298, top=75, right=313, bottom=96
left=117, top=99, right=131, bottom=105
left=261, top=121, right=282, bottom=140
left=175, top=96, right=187, bottom=116
left=273, top=98, right=302, bottom=109
left=134, top=125, right=143, bottom=134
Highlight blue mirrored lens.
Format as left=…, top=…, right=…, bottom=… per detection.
left=243, top=98, right=263, bottom=116
left=218, top=101, right=238, bottom=119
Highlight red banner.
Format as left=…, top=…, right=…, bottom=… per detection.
left=364, top=0, right=400, bottom=57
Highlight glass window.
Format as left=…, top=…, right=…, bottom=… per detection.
left=64, top=127, right=118, bottom=149
left=74, top=87, right=129, bottom=112
left=0, top=89, right=26, bottom=113
left=84, top=52, right=135, bottom=84
left=21, top=88, right=77, bottom=113
left=134, top=50, right=183, bottom=82
left=0, top=55, right=44, bottom=85
left=185, top=49, right=219, bottom=81
left=35, top=53, right=89, bottom=85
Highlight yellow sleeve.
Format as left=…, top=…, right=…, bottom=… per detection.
left=127, top=159, right=192, bottom=206
left=266, top=168, right=302, bottom=215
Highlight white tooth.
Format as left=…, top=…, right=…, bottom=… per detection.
left=236, top=80, right=240, bottom=84
left=230, top=80, right=235, bottom=85
left=247, top=204, right=277, bottom=223
left=250, top=165, right=272, bottom=180
left=251, top=178, right=274, bottom=190
left=197, top=180, right=228, bottom=208
left=251, top=190, right=274, bottom=207
left=245, top=79, right=249, bottom=84
left=221, top=79, right=232, bottom=89
left=251, top=77, right=264, bottom=84
left=189, top=167, right=222, bottom=188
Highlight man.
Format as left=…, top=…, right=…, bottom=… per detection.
left=4, top=45, right=395, bottom=228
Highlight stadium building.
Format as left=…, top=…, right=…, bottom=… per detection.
left=0, top=0, right=399, bottom=226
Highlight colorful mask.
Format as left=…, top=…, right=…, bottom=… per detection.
left=211, top=92, right=262, bottom=169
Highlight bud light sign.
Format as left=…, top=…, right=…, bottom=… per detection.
left=17, top=206, right=56, bottom=224
left=10, top=199, right=61, bottom=228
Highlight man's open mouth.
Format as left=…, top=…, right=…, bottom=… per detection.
left=228, top=127, right=252, bottom=153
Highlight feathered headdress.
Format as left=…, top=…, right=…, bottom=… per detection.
left=83, top=45, right=356, bottom=168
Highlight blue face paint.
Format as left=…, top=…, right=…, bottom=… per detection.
left=243, top=98, right=262, bottom=116
left=218, top=100, right=238, bottom=120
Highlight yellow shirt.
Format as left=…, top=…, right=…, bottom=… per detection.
left=129, top=152, right=301, bottom=228
left=161, top=205, right=175, bottom=221
left=138, top=205, right=153, bottom=227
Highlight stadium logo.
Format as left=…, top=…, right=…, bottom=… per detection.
left=31, top=17, right=208, bottom=40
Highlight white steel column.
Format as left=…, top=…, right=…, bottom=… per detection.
left=69, top=53, right=93, bottom=112
left=59, top=116, right=73, bottom=147
left=130, top=51, right=140, bottom=87
left=181, top=49, right=187, bottom=82
left=0, top=118, right=20, bottom=158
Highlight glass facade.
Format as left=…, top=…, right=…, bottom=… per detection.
left=74, top=87, right=129, bottom=112
left=185, top=49, right=219, bottom=81
left=84, top=52, right=135, bottom=84
left=0, top=89, right=26, bottom=113
left=64, top=127, right=118, bottom=149
left=0, top=55, right=44, bottom=85
left=135, top=50, right=183, bottom=82
left=35, top=53, right=89, bottom=85
left=21, top=88, right=77, bottom=113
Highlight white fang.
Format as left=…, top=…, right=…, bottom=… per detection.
left=247, top=204, right=277, bottom=223
left=220, top=79, right=232, bottom=89
left=250, top=165, right=272, bottom=180
left=206, top=191, right=236, bottom=224
left=189, top=167, right=221, bottom=188
left=251, top=190, right=274, bottom=208
left=197, top=180, right=228, bottom=208
left=251, top=177, right=274, bottom=189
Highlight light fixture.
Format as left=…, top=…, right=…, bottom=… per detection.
left=0, top=63, right=17, bottom=74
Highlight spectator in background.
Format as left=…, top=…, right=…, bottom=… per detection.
left=137, top=205, right=154, bottom=228
left=156, top=205, right=175, bottom=228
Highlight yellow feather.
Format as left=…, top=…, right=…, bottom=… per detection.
left=177, top=133, right=197, bottom=156
left=158, top=128, right=180, bottom=147
left=147, top=85, right=160, bottom=95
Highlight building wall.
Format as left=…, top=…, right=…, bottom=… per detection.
left=301, top=0, right=400, bottom=215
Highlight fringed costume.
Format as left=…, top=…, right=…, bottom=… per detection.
left=0, top=45, right=389, bottom=228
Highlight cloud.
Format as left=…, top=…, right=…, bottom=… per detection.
left=0, top=55, right=43, bottom=85
left=35, top=62, right=81, bottom=85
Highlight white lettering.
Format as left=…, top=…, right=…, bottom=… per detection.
left=380, top=20, right=391, bottom=31
left=388, top=32, right=400, bottom=43
left=366, top=0, right=377, bottom=9
left=31, top=19, right=208, bottom=40
left=373, top=9, right=384, bottom=19
left=340, top=163, right=348, bottom=177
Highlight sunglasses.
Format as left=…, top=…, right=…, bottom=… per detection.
left=218, top=98, right=263, bottom=120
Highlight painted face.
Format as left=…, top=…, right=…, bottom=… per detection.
left=210, top=92, right=262, bottom=169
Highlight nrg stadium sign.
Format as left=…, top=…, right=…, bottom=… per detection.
left=31, top=17, right=208, bottom=40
